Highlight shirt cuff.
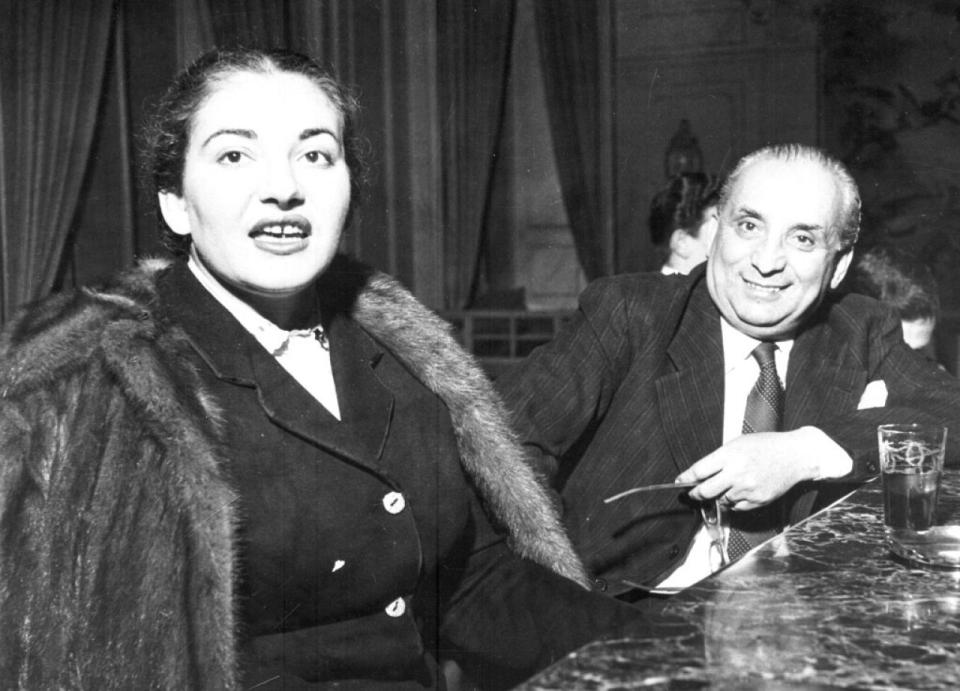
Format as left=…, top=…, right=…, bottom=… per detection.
left=801, top=426, right=854, bottom=479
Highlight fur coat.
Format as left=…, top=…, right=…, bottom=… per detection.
left=0, top=258, right=587, bottom=689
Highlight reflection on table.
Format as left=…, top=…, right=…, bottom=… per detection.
left=519, top=473, right=960, bottom=690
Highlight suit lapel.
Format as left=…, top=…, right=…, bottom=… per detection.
left=783, top=309, right=863, bottom=523
left=656, top=281, right=725, bottom=472
left=784, top=314, right=862, bottom=430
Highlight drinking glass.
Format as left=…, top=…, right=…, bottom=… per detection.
left=701, top=498, right=728, bottom=570
left=879, top=423, right=947, bottom=558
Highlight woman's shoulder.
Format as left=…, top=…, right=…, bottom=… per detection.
left=0, top=259, right=172, bottom=395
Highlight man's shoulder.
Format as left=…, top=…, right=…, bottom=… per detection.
left=818, top=290, right=898, bottom=334
left=580, top=269, right=702, bottom=315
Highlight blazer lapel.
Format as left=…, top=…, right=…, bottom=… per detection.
left=249, top=313, right=395, bottom=469
left=656, top=281, right=725, bottom=472
left=157, top=262, right=394, bottom=469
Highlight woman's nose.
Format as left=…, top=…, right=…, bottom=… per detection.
left=259, top=159, right=304, bottom=209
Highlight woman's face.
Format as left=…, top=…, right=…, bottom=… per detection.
left=159, top=69, right=351, bottom=300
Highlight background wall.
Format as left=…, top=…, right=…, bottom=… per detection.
left=3, top=0, right=960, bottom=327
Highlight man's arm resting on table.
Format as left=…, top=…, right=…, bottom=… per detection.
left=676, top=426, right=852, bottom=511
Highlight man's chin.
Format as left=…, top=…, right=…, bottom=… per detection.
left=733, top=314, right=797, bottom=341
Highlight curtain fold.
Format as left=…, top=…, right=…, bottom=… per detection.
left=0, top=0, right=114, bottom=322
left=207, top=0, right=290, bottom=49
left=175, top=0, right=216, bottom=69
left=439, top=0, right=517, bottom=309
left=533, top=0, right=611, bottom=280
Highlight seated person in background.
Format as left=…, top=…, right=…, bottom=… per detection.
left=0, top=48, right=637, bottom=690
left=849, top=246, right=940, bottom=354
left=499, top=143, right=960, bottom=599
left=648, top=171, right=721, bottom=275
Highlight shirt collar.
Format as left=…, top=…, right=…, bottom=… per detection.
left=719, top=317, right=794, bottom=373
left=186, top=248, right=309, bottom=356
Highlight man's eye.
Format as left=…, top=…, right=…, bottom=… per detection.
left=738, top=220, right=758, bottom=233
left=793, top=233, right=816, bottom=248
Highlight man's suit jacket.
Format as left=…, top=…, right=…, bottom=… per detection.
left=499, top=266, right=960, bottom=593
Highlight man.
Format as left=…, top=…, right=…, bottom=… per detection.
left=499, top=144, right=960, bottom=598
left=648, top=171, right=720, bottom=275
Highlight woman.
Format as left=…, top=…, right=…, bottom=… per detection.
left=0, top=49, right=634, bottom=689
left=648, top=171, right=720, bottom=275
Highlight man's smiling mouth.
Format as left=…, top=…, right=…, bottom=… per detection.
left=742, top=277, right=787, bottom=294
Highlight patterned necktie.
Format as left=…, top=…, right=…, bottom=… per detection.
left=726, top=341, right=784, bottom=561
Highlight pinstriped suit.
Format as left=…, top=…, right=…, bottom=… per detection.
left=499, top=265, right=960, bottom=593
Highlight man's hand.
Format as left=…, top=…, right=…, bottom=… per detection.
left=674, top=427, right=853, bottom=511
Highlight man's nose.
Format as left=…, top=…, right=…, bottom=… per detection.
left=259, top=159, right=304, bottom=209
left=750, top=231, right=786, bottom=273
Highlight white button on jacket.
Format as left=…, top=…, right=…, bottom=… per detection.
left=382, top=492, right=405, bottom=514
left=385, top=597, right=406, bottom=617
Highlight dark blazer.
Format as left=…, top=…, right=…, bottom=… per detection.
left=499, top=266, right=960, bottom=593
left=157, top=263, right=630, bottom=688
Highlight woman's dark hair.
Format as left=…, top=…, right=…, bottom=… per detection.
left=141, top=47, right=367, bottom=256
left=648, top=171, right=721, bottom=247
left=851, top=246, right=940, bottom=321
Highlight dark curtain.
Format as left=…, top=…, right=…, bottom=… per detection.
left=207, top=0, right=290, bottom=48
left=533, top=0, right=610, bottom=280
left=0, top=0, right=114, bottom=322
left=439, top=0, right=517, bottom=309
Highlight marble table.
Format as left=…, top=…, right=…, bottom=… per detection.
left=519, top=473, right=960, bottom=690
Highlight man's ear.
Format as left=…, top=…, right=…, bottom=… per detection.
left=157, top=191, right=191, bottom=237
left=829, top=247, right=855, bottom=289
left=701, top=212, right=720, bottom=256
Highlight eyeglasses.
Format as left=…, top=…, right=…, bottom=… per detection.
left=701, top=499, right=729, bottom=571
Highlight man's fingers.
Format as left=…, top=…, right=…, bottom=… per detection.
left=675, top=453, right=724, bottom=485
left=687, top=475, right=730, bottom=501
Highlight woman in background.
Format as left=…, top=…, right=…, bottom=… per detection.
left=0, top=48, right=635, bottom=689
left=648, top=171, right=721, bottom=275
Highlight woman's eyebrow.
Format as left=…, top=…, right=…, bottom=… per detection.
left=300, top=127, right=339, bottom=142
left=201, top=128, right=255, bottom=148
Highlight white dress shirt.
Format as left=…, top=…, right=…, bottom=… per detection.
left=187, top=250, right=341, bottom=420
left=655, top=320, right=792, bottom=591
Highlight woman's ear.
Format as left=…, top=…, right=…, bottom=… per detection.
left=669, top=228, right=694, bottom=259
left=158, top=191, right=191, bottom=236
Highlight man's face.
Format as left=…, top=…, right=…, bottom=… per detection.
left=706, top=156, right=853, bottom=340
left=159, top=70, right=351, bottom=301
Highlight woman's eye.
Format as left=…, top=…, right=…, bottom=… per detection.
left=304, top=150, right=333, bottom=165
left=218, top=150, right=245, bottom=164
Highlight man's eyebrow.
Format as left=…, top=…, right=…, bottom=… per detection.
left=735, top=205, right=763, bottom=219
left=201, top=128, right=255, bottom=148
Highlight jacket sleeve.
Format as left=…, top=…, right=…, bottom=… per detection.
left=436, top=491, right=640, bottom=689
left=815, top=303, right=960, bottom=477
left=496, top=278, right=637, bottom=485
